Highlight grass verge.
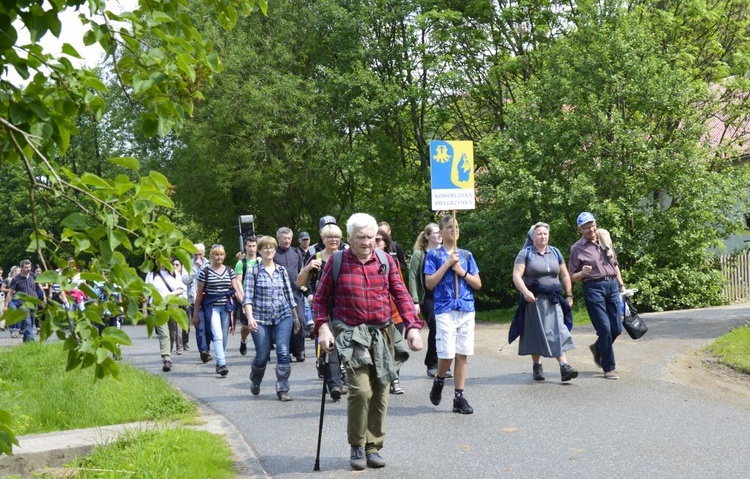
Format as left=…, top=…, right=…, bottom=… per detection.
left=707, top=324, right=750, bottom=374
left=66, top=428, right=236, bottom=479
left=476, top=305, right=592, bottom=326
left=0, top=341, right=195, bottom=435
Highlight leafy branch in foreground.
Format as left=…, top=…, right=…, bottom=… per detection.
left=0, top=0, right=266, bottom=455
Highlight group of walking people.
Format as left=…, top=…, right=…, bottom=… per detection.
left=2, top=208, right=627, bottom=473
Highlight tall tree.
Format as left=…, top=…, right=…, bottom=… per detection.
left=469, top=1, right=750, bottom=309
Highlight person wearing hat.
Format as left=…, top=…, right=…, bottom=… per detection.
left=304, top=215, right=345, bottom=263
left=568, top=212, right=626, bottom=380
left=298, top=231, right=311, bottom=256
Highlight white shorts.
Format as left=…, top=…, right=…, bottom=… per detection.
left=435, top=310, right=475, bottom=359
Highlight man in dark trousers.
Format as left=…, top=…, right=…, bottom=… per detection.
left=568, top=212, right=627, bottom=380
left=274, top=227, right=306, bottom=362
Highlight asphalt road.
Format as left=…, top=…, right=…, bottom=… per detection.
left=121, top=305, right=750, bottom=478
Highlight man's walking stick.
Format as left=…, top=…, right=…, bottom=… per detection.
left=314, top=344, right=329, bottom=471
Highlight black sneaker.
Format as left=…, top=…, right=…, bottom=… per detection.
left=162, top=359, right=172, bottom=372
left=217, top=364, right=229, bottom=377
left=452, top=396, right=474, bottom=414
left=250, top=383, right=261, bottom=396
left=560, top=363, right=578, bottom=382
left=200, top=351, right=210, bottom=363
left=533, top=363, right=545, bottom=381
left=239, top=341, right=247, bottom=356
left=429, top=380, right=444, bottom=406
left=330, top=386, right=342, bottom=401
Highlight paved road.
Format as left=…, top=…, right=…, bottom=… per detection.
left=122, top=305, right=750, bottom=478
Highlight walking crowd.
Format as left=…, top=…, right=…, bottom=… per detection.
left=1, top=210, right=629, bottom=471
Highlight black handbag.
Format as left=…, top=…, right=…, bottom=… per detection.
left=622, top=297, right=647, bottom=339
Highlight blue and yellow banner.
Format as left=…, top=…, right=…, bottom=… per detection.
left=430, top=140, right=475, bottom=210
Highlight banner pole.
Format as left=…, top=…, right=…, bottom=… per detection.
left=453, top=210, right=459, bottom=299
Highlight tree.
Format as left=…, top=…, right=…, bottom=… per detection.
left=0, top=0, right=267, bottom=455
left=469, top=1, right=750, bottom=309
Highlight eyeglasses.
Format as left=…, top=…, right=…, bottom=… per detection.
left=325, top=236, right=341, bottom=241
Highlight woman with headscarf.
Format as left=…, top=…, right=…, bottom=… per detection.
left=510, top=222, right=578, bottom=382
left=193, top=244, right=244, bottom=377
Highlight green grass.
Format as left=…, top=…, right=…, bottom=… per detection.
left=707, top=324, right=750, bottom=374
left=476, top=305, right=592, bottom=325
left=68, top=428, right=235, bottom=479
left=0, top=342, right=195, bottom=435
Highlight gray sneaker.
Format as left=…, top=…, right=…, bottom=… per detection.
left=350, top=446, right=366, bottom=470
left=604, top=369, right=620, bottom=380
left=366, top=451, right=386, bottom=468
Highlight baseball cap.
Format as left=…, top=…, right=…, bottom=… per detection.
left=576, top=212, right=596, bottom=227
left=319, top=215, right=337, bottom=230
left=299, top=231, right=310, bottom=240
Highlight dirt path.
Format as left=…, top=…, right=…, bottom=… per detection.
left=472, top=317, right=750, bottom=410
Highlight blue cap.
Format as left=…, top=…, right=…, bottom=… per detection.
left=577, top=212, right=596, bottom=227
left=299, top=231, right=310, bottom=240
left=319, top=215, right=337, bottom=230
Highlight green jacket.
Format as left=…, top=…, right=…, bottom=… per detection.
left=408, top=249, right=426, bottom=306
left=332, top=319, right=409, bottom=387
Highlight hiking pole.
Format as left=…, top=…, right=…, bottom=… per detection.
left=314, top=345, right=329, bottom=471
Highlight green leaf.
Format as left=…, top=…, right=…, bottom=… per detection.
left=141, top=113, right=158, bottom=136
left=157, top=115, right=176, bottom=137
left=83, top=29, right=96, bottom=46
left=44, top=8, right=62, bottom=37
left=35, top=270, right=60, bottom=283
left=95, top=347, right=109, bottom=364
left=8, top=103, right=31, bottom=124
left=110, top=156, right=140, bottom=171
left=0, top=309, right=27, bottom=327
left=61, top=212, right=89, bottom=230
left=80, top=172, right=111, bottom=189
left=102, top=326, right=133, bottom=345
left=61, top=42, right=82, bottom=58
left=79, top=272, right=106, bottom=283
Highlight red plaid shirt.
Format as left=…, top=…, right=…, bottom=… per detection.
left=313, top=249, right=422, bottom=334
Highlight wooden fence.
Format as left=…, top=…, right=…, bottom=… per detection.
left=720, top=251, right=750, bottom=303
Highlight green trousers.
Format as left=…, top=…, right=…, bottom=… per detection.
left=346, top=363, right=389, bottom=453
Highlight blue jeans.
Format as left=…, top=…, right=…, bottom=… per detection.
left=209, top=307, right=230, bottom=367
left=251, top=313, right=293, bottom=369
left=190, top=305, right=212, bottom=353
left=10, top=301, right=34, bottom=342
left=583, top=279, right=622, bottom=372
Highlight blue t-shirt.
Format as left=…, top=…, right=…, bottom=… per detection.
left=423, top=246, right=479, bottom=314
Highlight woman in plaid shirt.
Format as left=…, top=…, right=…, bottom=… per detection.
left=242, top=235, right=301, bottom=401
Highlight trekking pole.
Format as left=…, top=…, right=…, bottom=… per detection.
left=314, top=344, right=329, bottom=471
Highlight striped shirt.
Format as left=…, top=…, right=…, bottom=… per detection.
left=198, top=266, right=235, bottom=306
